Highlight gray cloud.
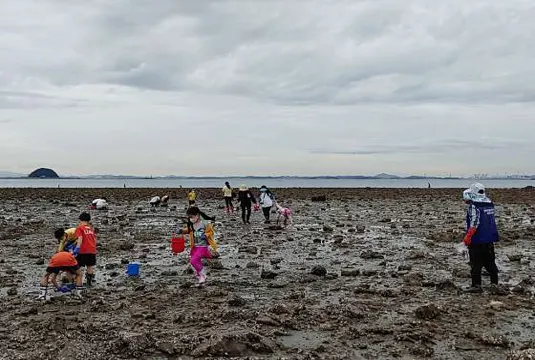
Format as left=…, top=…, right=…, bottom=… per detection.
left=311, top=138, right=529, bottom=156
left=0, top=0, right=534, bottom=176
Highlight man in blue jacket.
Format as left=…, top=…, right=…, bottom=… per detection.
left=463, top=183, right=499, bottom=292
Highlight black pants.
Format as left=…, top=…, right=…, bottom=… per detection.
left=262, top=207, right=271, bottom=221
left=224, top=197, right=233, bottom=208
left=241, top=205, right=251, bottom=223
left=469, top=243, right=498, bottom=287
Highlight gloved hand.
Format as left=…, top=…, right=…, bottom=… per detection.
left=72, top=246, right=81, bottom=257
left=464, top=227, right=476, bottom=246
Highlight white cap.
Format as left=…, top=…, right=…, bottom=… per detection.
left=470, top=183, right=486, bottom=195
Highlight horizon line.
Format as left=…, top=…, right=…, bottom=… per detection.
left=1, top=174, right=535, bottom=180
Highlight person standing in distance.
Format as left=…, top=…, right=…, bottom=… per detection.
left=222, top=182, right=234, bottom=214
left=462, top=183, right=500, bottom=293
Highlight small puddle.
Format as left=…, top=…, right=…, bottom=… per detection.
left=280, top=330, right=329, bottom=350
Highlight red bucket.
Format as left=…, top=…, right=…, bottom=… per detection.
left=171, top=236, right=185, bottom=255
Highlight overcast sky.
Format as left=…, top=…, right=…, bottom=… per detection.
left=1, top=0, right=534, bottom=177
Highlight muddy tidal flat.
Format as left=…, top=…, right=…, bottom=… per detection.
left=1, top=188, right=535, bottom=360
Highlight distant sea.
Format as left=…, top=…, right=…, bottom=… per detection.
left=0, top=178, right=533, bottom=189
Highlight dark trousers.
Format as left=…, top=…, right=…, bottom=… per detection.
left=469, top=243, right=498, bottom=287
left=241, top=205, right=251, bottom=223
left=224, top=197, right=233, bottom=208
left=262, top=207, right=271, bottom=221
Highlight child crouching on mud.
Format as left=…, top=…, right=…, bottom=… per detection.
left=175, top=206, right=218, bottom=285
left=275, top=203, right=292, bottom=227
left=38, top=251, right=83, bottom=300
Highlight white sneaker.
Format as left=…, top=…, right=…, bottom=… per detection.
left=74, top=287, right=84, bottom=299
left=37, top=287, right=48, bottom=300
left=198, top=274, right=206, bottom=284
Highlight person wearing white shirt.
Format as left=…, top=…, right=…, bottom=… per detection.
left=91, top=198, right=108, bottom=210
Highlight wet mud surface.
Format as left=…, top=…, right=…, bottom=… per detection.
left=1, top=188, right=535, bottom=359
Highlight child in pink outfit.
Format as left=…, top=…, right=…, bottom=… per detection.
left=275, top=203, right=292, bottom=227
left=175, top=206, right=218, bottom=285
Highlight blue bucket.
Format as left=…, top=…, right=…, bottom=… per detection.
left=126, top=263, right=140, bottom=277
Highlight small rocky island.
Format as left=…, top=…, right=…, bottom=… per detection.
left=28, top=168, right=59, bottom=178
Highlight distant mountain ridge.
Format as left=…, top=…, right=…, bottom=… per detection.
left=0, top=171, right=25, bottom=177
left=0, top=171, right=534, bottom=180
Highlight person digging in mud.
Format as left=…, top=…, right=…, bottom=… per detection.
left=174, top=206, right=219, bottom=286
left=222, top=181, right=234, bottom=214
left=259, top=185, right=275, bottom=224
left=275, top=202, right=292, bottom=228
left=74, top=212, right=98, bottom=287
left=161, top=195, right=170, bottom=207
left=55, top=227, right=78, bottom=253
left=38, top=251, right=84, bottom=300
left=462, top=183, right=500, bottom=293
left=237, top=184, right=257, bottom=224
left=90, top=197, right=108, bottom=210
left=149, top=196, right=161, bottom=207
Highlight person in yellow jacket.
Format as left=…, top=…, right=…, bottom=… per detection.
left=222, top=181, right=234, bottom=213
left=174, top=206, right=218, bottom=285
left=188, top=189, right=197, bottom=206
left=54, top=228, right=78, bottom=252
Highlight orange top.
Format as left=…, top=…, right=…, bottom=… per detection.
left=75, top=224, right=97, bottom=254
left=49, top=252, right=78, bottom=268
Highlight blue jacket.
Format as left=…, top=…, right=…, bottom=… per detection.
left=466, top=201, right=499, bottom=244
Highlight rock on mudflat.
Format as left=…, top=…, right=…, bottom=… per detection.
left=508, top=349, right=535, bottom=360
left=479, top=333, right=510, bottom=348
left=239, top=246, right=258, bottom=254
left=192, top=331, right=277, bottom=357
left=488, top=284, right=510, bottom=296
left=261, top=269, right=278, bottom=279
left=7, top=288, right=17, bottom=296
left=415, top=303, right=441, bottom=320
left=341, top=269, right=360, bottom=277
left=507, top=254, right=522, bottom=262
left=256, top=315, right=280, bottom=326
left=208, top=259, right=224, bottom=269
left=310, top=265, right=327, bottom=277
left=361, top=250, right=384, bottom=259
left=323, top=225, right=334, bottom=232
left=119, top=242, right=135, bottom=251
left=228, top=294, right=247, bottom=307
left=118, top=332, right=154, bottom=357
